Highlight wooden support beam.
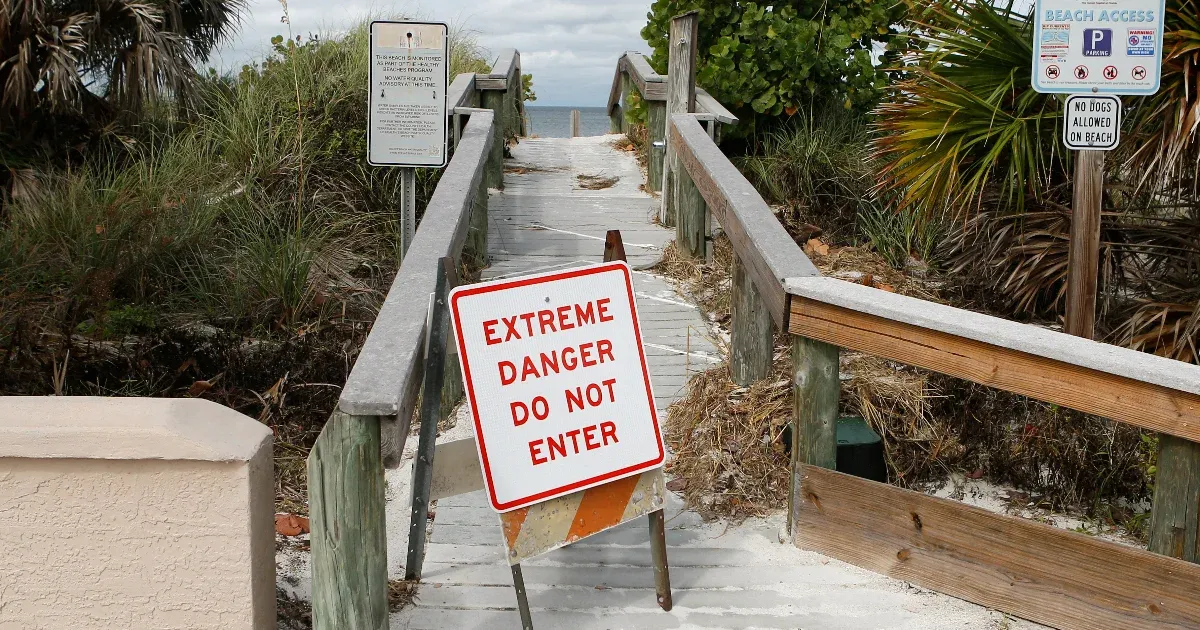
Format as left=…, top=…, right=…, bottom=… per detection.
left=1066, top=150, right=1104, bottom=339
left=670, top=114, right=820, bottom=329
left=1150, top=435, right=1200, bottom=562
left=647, top=101, right=666, bottom=193
left=794, top=464, right=1200, bottom=630
left=308, top=411, right=388, bottom=630
left=788, top=294, right=1200, bottom=443
left=481, top=90, right=506, bottom=190
left=440, top=258, right=464, bottom=423
left=661, top=11, right=698, bottom=228
left=730, top=253, right=773, bottom=385
left=674, top=150, right=707, bottom=259
left=788, top=335, right=840, bottom=535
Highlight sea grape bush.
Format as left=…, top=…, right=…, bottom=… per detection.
left=641, top=1, right=905, bottom=127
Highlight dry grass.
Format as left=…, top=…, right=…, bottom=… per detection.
left=653, top=236, right=735, bottom=319
left=664, top=346, right=794, bottom=519
left=388, top=579, right=418, bottom=612
left=576, top=174, right=619, bottom=190
left=658, top=227, right=1151, bottom=526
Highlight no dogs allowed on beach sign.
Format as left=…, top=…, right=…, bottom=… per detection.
left=449, top=262, right=665, bottom=512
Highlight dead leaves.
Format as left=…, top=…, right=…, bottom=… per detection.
left=275, top=513, right=310, bottom=536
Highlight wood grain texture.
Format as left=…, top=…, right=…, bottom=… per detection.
left=788, top=335, right=840, bottom=536
left=647, top=102, right=666, bottom=193
left=670, top=114, right=819, bottom=329
left=673, top=150, right=706, bottom=259
left=794, top=464, right=1200, bottom=630
left=730, top=253, right=773, bottom=385
left=788, top=295, right=1200, bottom=443
left=1150, top=435, right=1200, bottom=562
left=1066, top=150, right=1104, bottom=339
left=447, top=73, right=477, bottom=110
left=481, top=89, right=505, bottom=190
left=308, top=411, right=388, bottom=630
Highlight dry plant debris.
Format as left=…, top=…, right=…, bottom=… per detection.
left=576, top=174, right=619, bottom=190
left=664, top=346, right=794, bottom=519
left=388, top=579, right=419, bottom=612
left=505, top=164, right=562, bottom=175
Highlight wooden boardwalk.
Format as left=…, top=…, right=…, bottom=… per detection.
left=388, top=135, right=1029, bottom=630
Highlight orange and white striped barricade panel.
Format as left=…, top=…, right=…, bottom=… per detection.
left=499, top=468, right=665, bottom=564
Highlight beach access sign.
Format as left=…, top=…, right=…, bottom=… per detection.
left=1032, top=0, right=1165, bottom=94
left=1063, top=94, right=1122, bottom=150
left=450, top=263, right=665, bottom=513
left=368, top=21, right=448, bottom=167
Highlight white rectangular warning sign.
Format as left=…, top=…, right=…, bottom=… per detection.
left=1032, top=0, right=1165, bottom=95
left=368, top=21, right=448, bottom=167
left=1063, top=94, right=1122, bottom=150
left=450, top=263, right=665, bottom=513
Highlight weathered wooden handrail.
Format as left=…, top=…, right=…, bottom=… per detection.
left=607, top=51, right=737, bottom=194
left=664, top=67, right=1200, bottom=627
left=608, top=51, right=737, bottom=124
left=446, top=72, right=478, bottom=110
left=337, top=109, right=495, bottom=452
left=670, top=113, right=818, bottom=328
left=787, top=275, right=1200, bottom=440
left=308, top=48, right=528, bottom=628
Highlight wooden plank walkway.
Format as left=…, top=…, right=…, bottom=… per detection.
left=389, top=135, right=1032, bottom=629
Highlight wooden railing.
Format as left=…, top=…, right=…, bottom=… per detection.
left=606, top=50, right=737, bottom=193
left=652, top=17, right=1200, bottom=627
left=306, top=50, right=522, bottom=630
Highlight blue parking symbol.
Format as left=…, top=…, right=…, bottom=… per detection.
left=1083, top=29, right=1112, bottom=57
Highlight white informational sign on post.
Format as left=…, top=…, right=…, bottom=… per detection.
left=1063, top=94, right=1122, bottom=150
left=1032, top=0, right=1165, bottom=94
left=368, top=21, right=448, bottom=167
left=449, top=263, right=666, bottom=513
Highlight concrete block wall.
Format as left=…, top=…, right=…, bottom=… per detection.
left=0, top=397, right=275, bottom=629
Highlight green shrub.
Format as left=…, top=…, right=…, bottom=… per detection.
left=641, top=1, right=906, bottom=135
left=737, top=105, right=875, bottom=242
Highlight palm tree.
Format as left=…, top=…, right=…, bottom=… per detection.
left=0, top=0, right=245, bottom=138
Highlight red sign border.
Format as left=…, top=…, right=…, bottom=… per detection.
left=450, top=261, right=666, bottom=512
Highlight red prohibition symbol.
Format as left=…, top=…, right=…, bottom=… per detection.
left=1074, top=65, right=1089, bottom=80
left=1046, top=65, right=1061, bottom=79
left=1103, top=65, right=1118, bottom=80
left=1132, top=66, right=1147, bottom=80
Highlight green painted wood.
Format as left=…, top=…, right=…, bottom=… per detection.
left=730, top=253, right=773, bottom=385
left=308, top=411, right=388, bottom=630
left=465, top=161, right=489, bottom=268
left=481, top=90, right=506, bottom=190
left=647, top=101, right=666, bottom=193
left=1149, top=434, right=1200, bottom=563
left=788, top=335, right=840, bottom=536
left=674, top=154, right=707, bottom=259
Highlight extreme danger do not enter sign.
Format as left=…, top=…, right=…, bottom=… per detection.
left=450, top=263, right=665, bottom=512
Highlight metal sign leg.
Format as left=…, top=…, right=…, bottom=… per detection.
left=649, top=508, right=673, bottom=611
left=400, top=167, right=417, bottom=257
left=511, top=563, right=535, bottom=629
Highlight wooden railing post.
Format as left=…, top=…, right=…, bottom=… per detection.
left=308, top=411, right=388, bottom=630
left=647, top=100, right=666, bottom=192
left=481, top=89, right=506, bottom=189
left=1149, top=436, right=1200, bottom=562
left=465, top=150, right=489, bottom=268
left=661, top=11, right=698, bottom=228
left=730, top=254, right=773, bottom=385
left=787, top=335, right=840, bottom=536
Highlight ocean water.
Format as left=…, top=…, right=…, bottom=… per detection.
left=524, top=106, right=612, bottom=138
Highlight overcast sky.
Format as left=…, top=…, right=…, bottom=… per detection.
left=213, top=1, right=654, bottom=106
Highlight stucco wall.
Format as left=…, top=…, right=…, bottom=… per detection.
left=0, top=397, right=275, bottom=629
